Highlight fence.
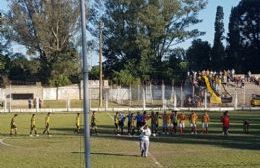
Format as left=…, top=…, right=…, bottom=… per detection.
left=0, top=82, right=259, bottom=112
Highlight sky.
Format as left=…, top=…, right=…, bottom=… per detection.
left=0, top=0, right=240, bottom=65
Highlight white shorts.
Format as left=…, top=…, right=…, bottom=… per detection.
left=202, top=123, right=208, bottom=128
left=179, top=123, right=185, bottom=128
left=190, top=123, right=196, bottom=128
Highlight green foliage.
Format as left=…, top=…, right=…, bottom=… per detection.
left=226, top=0, right=260, bottom=73
left=186, top=39, right=212, bottom=71
left=48, top=48, right=81, bottom=85
left=5, top=0, right=80, bottom=84
left=49, top=74, right=71, bottom=87
left=90, top=0, right=207, bottom=83
left=112, top=69, right=141, bottom=86
left=211, top=6, right=225, bottom=70
left=8, top=54, right=40, bottom=82
left=89, top=66, right=99, bottom=80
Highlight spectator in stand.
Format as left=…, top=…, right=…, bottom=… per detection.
left=39, top=98, right=42, bottom=108
left=247, top=71, right=251, bottom=82
left=28, top=98, right=32, bottom=109
left=33, top=98, right=36, bottom=108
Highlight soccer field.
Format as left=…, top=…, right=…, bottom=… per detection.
left=0, top=111, right=260, bottom=168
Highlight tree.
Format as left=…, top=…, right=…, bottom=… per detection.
left=6, top=0, right=80, bottom=83
left=0, top=12, right=11, bottom=86
left=226, top=0, right=260, bottom=73
left=8, top=54, right=40, bottom=82
left=89, top=0, right=207, bottom=82
left=186, top=39, right=212, bottom=71
left=211, top=6, right=225, bottom=70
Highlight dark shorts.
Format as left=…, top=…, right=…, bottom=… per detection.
left=11, top=125, right=16, bottom=129
left=91, top=122, right=96, bottom=127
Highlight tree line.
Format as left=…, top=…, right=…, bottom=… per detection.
left=0, top=0, right=259, bottom=87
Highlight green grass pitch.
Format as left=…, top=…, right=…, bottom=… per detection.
left=0, top=111, right=260, bottom=168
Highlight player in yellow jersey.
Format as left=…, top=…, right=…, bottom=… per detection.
left=10, top=114, right=18, bottom=136
left=114, top=112, right=120, bottom=135
left=74, top=113, right=80, bottom=134
left=202, top=112, right=210, bottom=134
left=43, top=112, right=51, bottom=135
left=190, top=112, right=198, bottom=134
left=30, top=114, right=38, bottom=136
left=90, top=111, right=97, bottom=135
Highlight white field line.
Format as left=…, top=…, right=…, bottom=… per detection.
left=0, top=137, right=14, bottom=147
left=105, top=112, right=163, bottom=168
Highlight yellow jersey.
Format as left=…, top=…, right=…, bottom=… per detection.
left=10, top=117, right=16, bottom=126
left=76, top=116, right=80, bottom=126
left=31, top=116, right=36, bottom=126
left=45, top=116, right=50, bottom=124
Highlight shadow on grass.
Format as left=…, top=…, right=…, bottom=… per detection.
left=46, top=122, right=260, bottom=151
left=71, top=151, right=139, bottom=157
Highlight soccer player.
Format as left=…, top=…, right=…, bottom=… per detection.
left=170, top=111, right=178, bottom=134
left=114, top=112, right=120, bottom=135
left=150, top=111, right=156, bottom=135
left=221, top=111, right=230, bottom=136
left=127, top=112, right=134, bottom=135
left=90, top=111, right=97, bottom=135
left=30, top=114, right=38, bottom=136
left=74, top=113, right=80, bottom=134
left=142, top=111, right=149, bottom=126
left=162, top=111, right=170, bottom=135
left=10, top=114, right=18, bottom=136
left=190, top=112, right=198, bottom=134
left=243, top=120, right=250, bottom=134
left=139, top=124, right=151, bottom=157
left=43, top=112, right=51, bottom=135
left=178, top=112, right=186, bottom=135
left=135, top=112, right=142, bottom=133
left=118, top=112, right=125, bottom=135
left=202, top=112, right=210, bottom=134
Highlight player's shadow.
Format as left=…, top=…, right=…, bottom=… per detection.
left=91, top=152, right=139, bottom=157
left=150, top=134, right=260, bottom=150
left=71, top=151, right=139, bottom=157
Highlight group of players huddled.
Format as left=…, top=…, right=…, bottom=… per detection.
left=113, top=110, right=212, bottom=136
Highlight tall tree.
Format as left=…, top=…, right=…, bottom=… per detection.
left=186, top=39, right=212, bottom=71
left=5, top=0, right=80, bottom=83
left=0, top=12, right=11, bottom=86
left=226, top=0, right=260, bottom=73
left=211, top=6, right=225, bottom=70
left=89, top=0, right=207, bottom=82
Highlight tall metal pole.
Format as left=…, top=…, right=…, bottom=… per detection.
left=99, top=21, right=104, bottom=107
left=80, top=0, right=90, bottom=168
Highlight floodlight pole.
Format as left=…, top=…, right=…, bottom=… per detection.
left=80, top=0, right=91, bottom=168
left=99, top=21, right=104, bottom=107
